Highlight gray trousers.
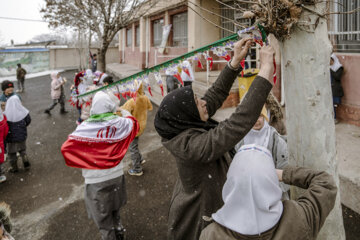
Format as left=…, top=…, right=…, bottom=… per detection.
left=9, top=149, right=27, bottom=170
left=46, top=95, right=65, bottom=112
left=85, top=176, right=127, bottom=240
left=129, top=137, right=143, bottom=171
left=17, top=78, right=25, bottom=91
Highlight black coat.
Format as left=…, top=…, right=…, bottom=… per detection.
left=6, top=114, right=31, bottom=143
left=331, top=67, right=344, bottom=97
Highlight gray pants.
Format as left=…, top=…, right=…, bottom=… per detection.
left=46, top=95, right=65, bottom=112
left=129, top=137, right=143, bottom=171
left=17, top=78, right=25, bottom=91
left=9, top=150, right=27, bottom=170
left=85, top=176, right=127, bottom=240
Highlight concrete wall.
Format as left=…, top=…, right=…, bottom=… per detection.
left=49, top=47, right=119, bottom=70
left=336, top=53, right=360, bottom=126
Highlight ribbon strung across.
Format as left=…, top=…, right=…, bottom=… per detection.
left=75, top=34, right=239, bottom=102
left=74, top=24, right=273, bottom=105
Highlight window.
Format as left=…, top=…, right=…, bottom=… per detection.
left=153, top=18, right=164, bottom=46
left=330, top=0, right=360, bottom=53
left=172, top=12, right=188, bottom=47
left=220, top=1, right=252, bottom=38
left=126, top=28, right=132, bottom=47
left=135, top=25, right=140, bottom=47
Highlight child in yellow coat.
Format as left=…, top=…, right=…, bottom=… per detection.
left=121, top=83, right=153, bottom=176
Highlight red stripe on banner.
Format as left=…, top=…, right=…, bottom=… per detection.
left=61, top=117, right=139, bottom=169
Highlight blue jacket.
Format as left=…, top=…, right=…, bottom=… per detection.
left=6, top=114, right=31, bottom=143
left=0, top=93, right=20, bottom=102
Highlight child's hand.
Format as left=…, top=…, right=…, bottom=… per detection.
left=276, top=169, right=283, bottom=182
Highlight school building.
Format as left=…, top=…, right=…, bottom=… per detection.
left=117, top=0, right=360, bottom=126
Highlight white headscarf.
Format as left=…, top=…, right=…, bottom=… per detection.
left=4, top=95, right=29, bottom=122
left=244, top=120, right=271, bottom=148
left=212, top=144, right=283, bottom=235
left=90, top=91, right=116, bottom=115
left=51, top=71, right=62, bottom=83
left=83, top=69, right=95, bottom=85
left=330, top=53, right=342, bottom=72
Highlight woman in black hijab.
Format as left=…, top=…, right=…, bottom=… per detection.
left=154, top=40, right=275, bottom=240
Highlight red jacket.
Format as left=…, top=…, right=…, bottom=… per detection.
left=0, top=116, right=9, bottom=164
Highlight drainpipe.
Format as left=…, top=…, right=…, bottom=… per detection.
left=122, top=29, right=125, bottom=63
left=145, top=17, right=149, bottom=68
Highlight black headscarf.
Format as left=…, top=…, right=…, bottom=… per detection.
left=154, top=86, right=218, bottom=140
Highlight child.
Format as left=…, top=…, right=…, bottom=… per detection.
left=235, top=106, right=289, bottom=199
left=61, top=91, right=139, bottom=240
left=4, top=95, right=31, bottom=173
left=0, top=109, right=8, bottom=183
left=121, top=82, right=153, bottom=176
left=44, top=72, right=68, bottom=115
left=330, top=53, right=344, bottom=124
left=0, top=202, right=14, bottom=240
left=0, top=81, right=17, bottom=104
left=200, top=145, right=337, bottom=240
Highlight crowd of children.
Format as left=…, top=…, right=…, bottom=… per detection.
left=0, top=80, right=31, bottom=183
left=0, top=39, right=340, bottom=240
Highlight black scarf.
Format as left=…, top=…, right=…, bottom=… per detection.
left=154, top=86, right=218, bottom=140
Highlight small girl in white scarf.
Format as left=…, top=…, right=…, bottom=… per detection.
left=235, top=106, right=290, bottom=199
left=4, top=95, right=31, bottom=173
left=44, top=71, right=68, bottom=115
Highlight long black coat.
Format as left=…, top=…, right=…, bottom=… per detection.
left=331, top=67, right=344, bottom=97
left=6, top=114, right=31, bottom=143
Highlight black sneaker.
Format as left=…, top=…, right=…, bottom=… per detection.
left=60, top=110, right=69, bottom=114
left=128, top=169, right=143, bottom=176
left=9, top=167, right=19, bottom=173
left=44, top=110, right=51, bottom=115
left=115, top=228, right=126, bottom=240
left=23, top=161, right=31, bottom=170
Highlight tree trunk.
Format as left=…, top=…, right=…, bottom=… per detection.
left=281, top=3, right=345, bottom=240
left=98, top=36, right=109, bottom=72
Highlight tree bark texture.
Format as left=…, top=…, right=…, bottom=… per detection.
left=281, top=3, right=345, bottom=240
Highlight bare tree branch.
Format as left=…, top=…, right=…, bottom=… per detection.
left=188, top=1, right=248, bottom=28
left=187, top=4, right=236, bottom=34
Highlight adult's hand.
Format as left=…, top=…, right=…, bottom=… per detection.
left=230, top=38, right=253, bottom=68
left=257, top=45, right=275, bottom=85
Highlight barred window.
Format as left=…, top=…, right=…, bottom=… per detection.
left=172, top=12, right=188, bottom=47
left=330, top=0, right=360, bottom=52
left=220, top=1, right=251, bottom=38
left=135, top=26, right=140, bottom=47
left=126, top=28, right=132, bottom=47
left=153, top=18, right=164, bottom=46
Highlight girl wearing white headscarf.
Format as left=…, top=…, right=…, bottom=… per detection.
left=61, top=91, right=139, bottom=240
left=200, top=144, right=338, bottom=240
left=44, top=71, right=68, bottom=115
left=330, top=53, right=344, bottom=123
left=235, top=106, right=290, bottom=199
left=4, top=95, right=31, bottom=173
left=0, top=109, right=9, bottom=183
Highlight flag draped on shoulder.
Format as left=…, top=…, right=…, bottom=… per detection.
left=61, top=113, right=139, bottom=169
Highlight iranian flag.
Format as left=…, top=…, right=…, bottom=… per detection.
left=61, top=113, right=139, bottom=169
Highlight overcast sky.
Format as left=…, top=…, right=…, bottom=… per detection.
left=0, top=0, right=52, bottom=45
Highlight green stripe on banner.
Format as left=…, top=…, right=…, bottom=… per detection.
left=77, top=33, right=239, bottom=98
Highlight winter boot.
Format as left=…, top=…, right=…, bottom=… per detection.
left=115, top=228, right=126, bottom=240
left=21, top=154, right=31, bottom=170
